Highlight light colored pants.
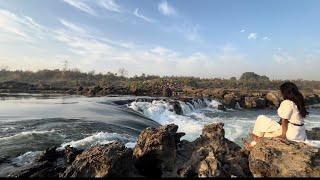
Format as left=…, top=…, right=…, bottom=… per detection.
left=252, top=115, right=282, bottom=138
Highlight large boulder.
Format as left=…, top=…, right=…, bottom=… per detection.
left=249, top=138, right=320, bottom=177
left=177, top=123, right=252, bottom=178
left=62, top=142, right=138, bottom=178
left=133, top=124, right=185, bottom=177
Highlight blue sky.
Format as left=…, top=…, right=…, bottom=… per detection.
left=0, top=0, right=319, bottom=80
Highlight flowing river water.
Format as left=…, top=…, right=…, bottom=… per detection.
left=0, top=94, right=319, bottom=176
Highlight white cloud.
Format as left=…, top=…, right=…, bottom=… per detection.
left=240, top=29, right=246, bottom=33
left=62, top=0, right=96, bottom=16
left=248, top=33, right=257, bottom=40
left=150, top=46, right=177, bottom=56
left=98, top=0, right=122, bottom=13
left=263, top=36, right=271, bottom=41
left=133, top=8, right=154, bottom=23
left=273, top=53, right=295, bottom=64
left=158, top=0, right=176, bottom=16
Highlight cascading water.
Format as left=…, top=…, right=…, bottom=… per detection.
left=128, top=98, right=224, bottom=141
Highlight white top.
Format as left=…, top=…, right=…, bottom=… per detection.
left=277, top=100, right=306, bottom=141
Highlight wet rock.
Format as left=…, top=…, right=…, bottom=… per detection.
left=249, top=138, right=320, bottom=177
left=9, top=147, right=66, bottom=178
left=62, top=142, right=138, bottom=178
left=306, top=128, right=320, bottom=140
left=169, top=101, right=183, bottom=115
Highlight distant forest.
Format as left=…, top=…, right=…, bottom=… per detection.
left=0, top=69, right=320, bottom=92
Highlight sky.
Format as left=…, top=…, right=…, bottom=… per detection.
left=0, top=0, right=319, bottom=80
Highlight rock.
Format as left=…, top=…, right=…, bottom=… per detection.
left=64, top=145, right=83, bottom=164
left=178, top=123, right=252, bottom=178
left=249, top=138, right=320, bottom=177
left=223, top=93, right=238, bottom=109
left=217, top=104, right=226, bottom=111
left=305, top=94, right=320, bottom=105
left=306, top=128, right=320, bottom=140
left=62, top=142, right=138, bottom=178
left=243, top=97, right=267, bottom=109
left=266, top=91, right=282, bottom=108
left=9, top=147, right=66, bottom=178
left=211, top=89, right=227, bottom=99
left=133, top=124, right=185, bottom=177
left=169, top=101, right=183, bottom=115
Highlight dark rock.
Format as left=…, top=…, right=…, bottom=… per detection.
left=249, top=138, right=320, bottom=177
left=62, top=142, right=138, bottom=178
left=133, top=124, right=184, bottom=177
left=223, top=93, right=240, bottom=109
left=169, top=101, right=183, bottom=115
left=64, top=145, right=83, bottom=164
left=307, top=128, right=320, bottom=140
left=243, top=97, right=267, bottom=109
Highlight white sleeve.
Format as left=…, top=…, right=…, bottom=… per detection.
left=277, top=100, right=293, bottom=120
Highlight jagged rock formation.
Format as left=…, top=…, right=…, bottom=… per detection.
left=249, top=138, right=320, bottom=177
left=8, top=123, right=320, bottom=178
left=62, top=142, right=138, bottom=177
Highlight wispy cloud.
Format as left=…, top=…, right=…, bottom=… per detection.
left=98, top=0, right=122, bottom=13
left=60, top=19, right=86, bottom=34
left=240, top=29, right=246, bottom=33
left=263, top=36, right=271, bottom=41
left=62, top=0, right=96, bottom=16
left=0, top=9, right=48, bottom=42
left=248, top=33, right=257, bottom=40
left=158, top=0, right=176, bottom=16
left=133, top=8, right=154, bottom=23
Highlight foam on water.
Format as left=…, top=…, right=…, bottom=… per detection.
left=128, top=99, right=224, bottom=141
left=58, top=132, right=136, bottom=150
left=0, top=130, right=56, bottom=141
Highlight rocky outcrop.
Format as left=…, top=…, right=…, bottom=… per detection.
left=9, top=123, right=320, bottom=178
left=265, top=91, right=282, bottom=108
left=249, top=138, right=320, bottom=177
left=242, top=97, right=267, bottom=109
left=177, top=123, right=252, bottom=177
left=62, top=142, right=138, bottom=177
left=133, top=124, right=185, bottom=177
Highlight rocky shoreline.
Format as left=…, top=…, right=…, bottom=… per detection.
left=1, top=81, right=320, bottom=110
left=6, top=123, right=320, bottom=178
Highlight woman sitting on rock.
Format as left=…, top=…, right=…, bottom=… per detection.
left=244, top=82, right=308, bottom=150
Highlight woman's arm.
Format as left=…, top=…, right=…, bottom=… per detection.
left=280, top=118, right=289, bottom=139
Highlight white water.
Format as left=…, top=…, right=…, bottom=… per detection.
left=128, top=99, right=320, bottom=145
left=58, top=132, right=136, bottom=150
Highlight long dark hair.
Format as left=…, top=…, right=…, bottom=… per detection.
left=280, top=82, right=308, bottom=118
